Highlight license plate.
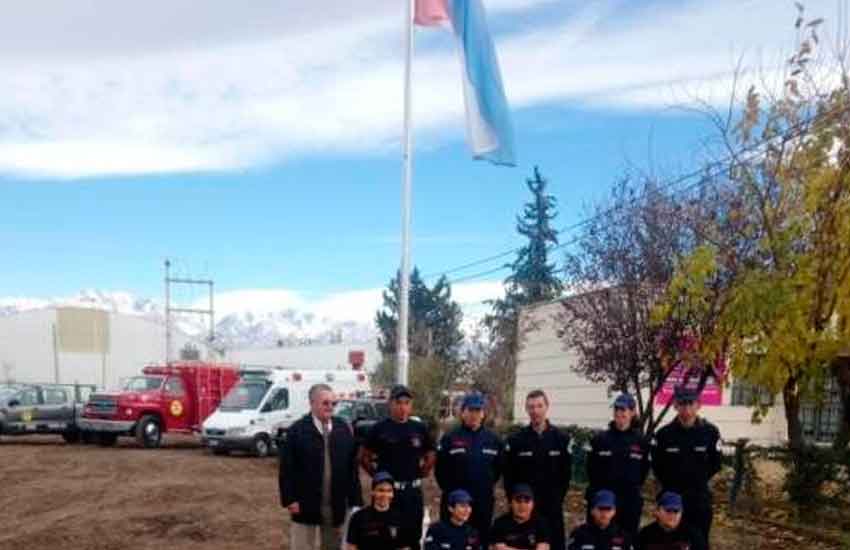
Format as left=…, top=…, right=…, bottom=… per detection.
left=209, top=439, right=219, bottom=446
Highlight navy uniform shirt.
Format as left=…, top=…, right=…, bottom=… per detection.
left=365, top=418, right=434, bottom=482
left=568, top=523, right=633, bottom=550
left=503, top=422, right=572, bottom=502
left=636, top=521, right=706, bottom=550
left=424, top=521, right=482, bottom=550
left=587, top=423, right=650, bottom=493
left=650, top=418, right=721, bottom=494
left=490, top=513, right=549, bottom=549
left=435, top=425, right=503, bottom=497
left=346, top=506, right=413, bottom=550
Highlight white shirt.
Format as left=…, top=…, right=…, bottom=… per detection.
left=312, top=414, right=332, bottom=435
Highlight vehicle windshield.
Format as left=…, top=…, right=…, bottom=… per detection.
left=0, top=388, right=19, bottom=402
left=374, top=402, right=389, bottom=418
left=123, top=376, right=164, bottom=392
left=335, top=400, right=355, bottom=421
left=219, top=380, right=271, bottom=411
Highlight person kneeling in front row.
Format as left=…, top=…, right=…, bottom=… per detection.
left=568, top=490, right=632, bottom=550
left=346, top=471, right=415, bottom=550
left=636, top=492, right=705, bottom=550
left=490, top=483, right=549, bottom=550
left=425, top=489, right=482, bottom=550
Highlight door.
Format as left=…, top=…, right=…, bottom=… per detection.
left=6, top=387, right=41, bottom=431
left=162, top=376, right=191, bottom=431
left=39, top=386, right=74, bottom=430
left=261, top=387, right=292, bottom=432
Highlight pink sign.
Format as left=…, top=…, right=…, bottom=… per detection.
left=655, top=362, right=725, bottom=406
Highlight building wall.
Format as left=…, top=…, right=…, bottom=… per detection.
left=0, top=308, right=200, bottom=390
left=513, top=300, right=788, bottom=445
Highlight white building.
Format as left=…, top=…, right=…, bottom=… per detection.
left=512, top=299, right=790, bottom=445
left=225, top=341, right=380, bottom=372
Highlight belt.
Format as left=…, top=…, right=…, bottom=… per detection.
left=393, top=479, right=422, bottom=490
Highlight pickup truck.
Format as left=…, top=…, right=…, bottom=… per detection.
left=0, top=383, right=97, bottom=443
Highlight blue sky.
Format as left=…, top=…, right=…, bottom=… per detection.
left=0, top=0, right=843, bottom=319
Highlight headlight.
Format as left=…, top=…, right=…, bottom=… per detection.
left=227, top=427, right=246, bottom=436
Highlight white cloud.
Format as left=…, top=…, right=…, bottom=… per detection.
left=0, top=0, right=841, bottom=178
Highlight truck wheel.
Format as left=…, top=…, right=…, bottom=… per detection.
left=136, top=415, right=162, bottom=449
left=62, top=429, right=81, bottom=444
left=97, top=433, right=118, bottom=447
left=253, top=434, right=271, bottom=458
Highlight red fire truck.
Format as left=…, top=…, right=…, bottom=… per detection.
left=79, top=362, right=239, bottom=448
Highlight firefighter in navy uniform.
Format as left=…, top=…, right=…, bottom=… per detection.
left=424, top=489, right=482, bottom=550
left=435, top=392, right=503, bottom=549
left=361, top=385, right=436, bottom=550
left=586, top=393, right=650, bottom=538
left=503, top=389, right=572, bottom=550
left=568, top=490, right=633, bottom=550
left=651, top=387, right=721, bottom=548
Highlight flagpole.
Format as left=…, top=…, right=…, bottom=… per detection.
left=397, top=0, right=414, bottom=386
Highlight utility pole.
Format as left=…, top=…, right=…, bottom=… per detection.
left=164, top=259, right=215, bottom=364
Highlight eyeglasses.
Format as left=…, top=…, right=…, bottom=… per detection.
left=320, top=400, right=338, bottom=407
left=662, top=507, right=682, bottom=514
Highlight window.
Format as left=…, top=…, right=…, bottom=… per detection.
left=801, top=378, right=842, bottom=444
left=43, top=388, right=68, bottom=405
left=164, top=377, right=186, bottom=396
left=731, top=379, right=775, bottom=406
left=264, top=388, right=289, bottom=411
left=18, top=388, right=39, bottom=406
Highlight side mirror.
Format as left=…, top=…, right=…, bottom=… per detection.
left=8, top=399, right=20, bottom=408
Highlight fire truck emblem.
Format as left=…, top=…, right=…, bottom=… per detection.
left=170, top=400, right=184, bottom=417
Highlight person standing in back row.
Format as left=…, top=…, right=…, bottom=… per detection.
left=503, top=389, right=572, bottom=550
left=651, top=386, right=721, bottom=548
left=435, top=392, right=503, bottom=549
left=280, top=383, right=363, bottom=550
left=361, top=385, right=436, bottom=550
left=586, top=393, right=650, bottom=538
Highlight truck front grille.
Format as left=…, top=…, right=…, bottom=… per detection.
left=87, top=396, right=117, bottom=416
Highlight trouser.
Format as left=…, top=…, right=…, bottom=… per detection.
left=586, top=487, right=643, bottom=538
left=440, top=491, right=494, bottom=549
left=680, top=490, right=713, bottom=548
left=537, top=495, right=567, bottom=550
left=290, top=518, right=341, bottom=550
left=392, top=486, right=424, bottom=550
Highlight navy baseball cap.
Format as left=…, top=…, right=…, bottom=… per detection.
left=462, top=392, right=486, bottom=410
left=613, top=393, right=636, bottom=409
left=389, top=384, right=413, bottom=400
left=657, top=491, right=683, bottom=512
left=372, top=471, right=395, bottom=488
left=673, top=386, right=698, bottom=402
left=591, top=490, right=616, bottom=509
left=447, top=489, right=473, bottom=506
left=511, top=484, right=534, bottom=500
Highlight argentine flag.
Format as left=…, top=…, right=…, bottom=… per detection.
left=415, top=0, right=516, bottom=166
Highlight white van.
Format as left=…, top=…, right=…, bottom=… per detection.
left=201, top=366, right=370, bottom=457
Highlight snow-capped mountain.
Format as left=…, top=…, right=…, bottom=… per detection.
left=0, top=284, right=501, bottom=350
left=0, top=290, right=378, bottom=349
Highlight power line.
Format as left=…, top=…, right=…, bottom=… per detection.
left=430, top=102, right=850, bottom=287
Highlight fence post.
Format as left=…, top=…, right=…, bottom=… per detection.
left=729, top=437, right=749, bottom=513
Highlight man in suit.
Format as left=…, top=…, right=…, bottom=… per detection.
left=280, top=383, right=363, bottom=550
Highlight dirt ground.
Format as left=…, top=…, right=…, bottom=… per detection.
left=0, top=435, right=844, bottom=550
